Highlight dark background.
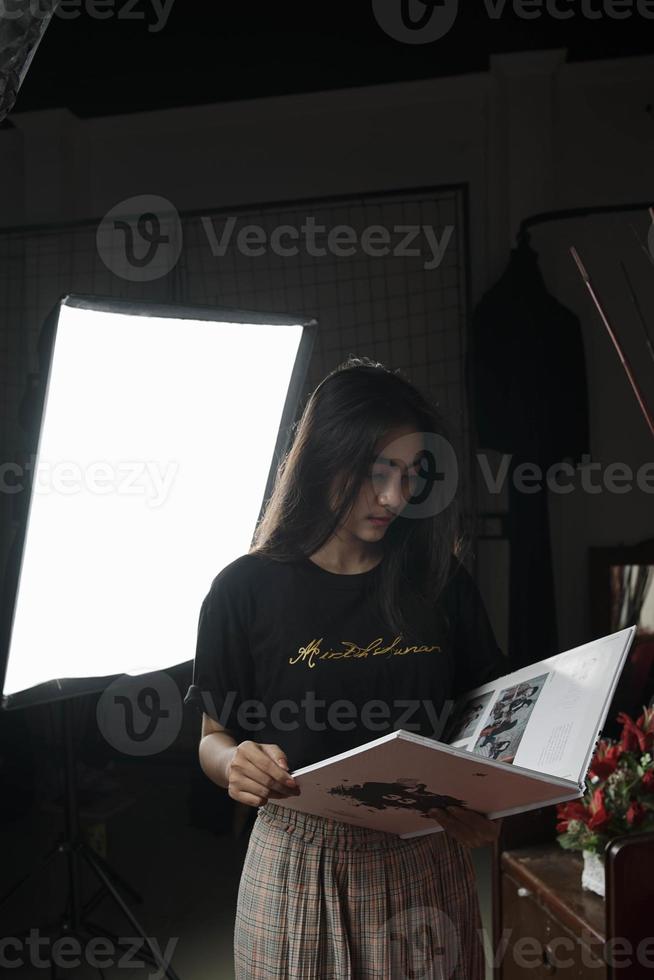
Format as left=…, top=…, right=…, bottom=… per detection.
left=12, top=0, right=654, bottom=118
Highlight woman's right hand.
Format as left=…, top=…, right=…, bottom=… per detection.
left=226, top=740, right=301, bottom=807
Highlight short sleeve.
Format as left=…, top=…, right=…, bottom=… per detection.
left=442, top=557, right=508, bottom=700
left=183, top=565, right=255, bottom=740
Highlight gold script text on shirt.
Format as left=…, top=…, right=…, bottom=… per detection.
left=288, top=636, right=442, bottom=669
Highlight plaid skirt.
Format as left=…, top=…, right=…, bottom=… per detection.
left=233, top=800, right=487, bottom=979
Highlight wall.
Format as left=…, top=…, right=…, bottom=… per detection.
left=1, top=49, right=653, bottom=656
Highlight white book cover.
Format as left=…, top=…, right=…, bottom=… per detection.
left=270, top=626, right=637, bottom=838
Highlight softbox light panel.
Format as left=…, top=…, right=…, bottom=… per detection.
left=1, top=294, right=316, bottom=709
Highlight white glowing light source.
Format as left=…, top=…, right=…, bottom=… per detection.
left=3, top=299, right=310, bottom=699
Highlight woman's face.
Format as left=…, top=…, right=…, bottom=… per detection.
left=332, top=425, right=425, bottom=542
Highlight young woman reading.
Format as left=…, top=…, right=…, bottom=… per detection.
left=185, top=356, right=506, bottom=979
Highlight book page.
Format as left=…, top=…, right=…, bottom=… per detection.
left=443, top=627, right=635, bottom=783
left=280, top=729, right=580, bottom=838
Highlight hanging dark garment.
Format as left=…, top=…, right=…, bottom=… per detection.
left=468, top=237, right=590, bottom=670
left=506, top=453, right=559, bottom=669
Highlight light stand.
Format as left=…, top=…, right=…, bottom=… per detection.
left=0, top=697, right=180, bottom=980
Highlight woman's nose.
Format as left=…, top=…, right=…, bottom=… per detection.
left=377, top=474, right=406, bottom=509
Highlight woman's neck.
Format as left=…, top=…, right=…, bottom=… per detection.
left=307, top=539, right=383, bottom=575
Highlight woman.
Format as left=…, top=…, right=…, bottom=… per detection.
left=184, top=356, right=507, bottom=979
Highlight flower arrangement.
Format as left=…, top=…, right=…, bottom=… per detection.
left=556, top=707, right=654, bottom=855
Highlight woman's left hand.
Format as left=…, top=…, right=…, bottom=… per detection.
left=427, top=806, right=502, bottom=848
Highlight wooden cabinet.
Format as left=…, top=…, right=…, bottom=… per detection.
left=497, top=836, right=654, bottom=980
left=500, top=847, right=605, bottom=978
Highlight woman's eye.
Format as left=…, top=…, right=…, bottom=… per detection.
left=369, top=469, right=419, bottom=482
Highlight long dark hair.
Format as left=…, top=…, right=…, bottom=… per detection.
left=249, top=355, right=470, bottom=637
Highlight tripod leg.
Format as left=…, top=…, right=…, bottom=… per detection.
left=84, top=920, right=172, bottom=976
left=78, top=842, right=181, bottom=980
left=83, top=841, right=143, bottom=905
left=81, top=841, right=144, bottom=920
left=0, top=840, right=61, bottom=911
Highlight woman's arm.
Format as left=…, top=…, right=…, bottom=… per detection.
left=198, top=713, right=239, bottom=789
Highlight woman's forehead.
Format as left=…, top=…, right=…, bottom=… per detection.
left=373, top=426, right=424, bottom=460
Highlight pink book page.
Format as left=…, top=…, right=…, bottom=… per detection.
left=273, top=732, right=576, bottom=838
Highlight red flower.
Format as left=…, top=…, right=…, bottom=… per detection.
left=587, top=788, right=611, bottom=832
left=617, top=712, right=652, bottom=753
left=626, top=800, right=645, bottom=827
left=589, top=740, right=622, bottom=781
left=590, top=762, right=614, bottom=781
left=556, top=799, right=589, bottom=832
left=642, top=770, right=654, bottom=794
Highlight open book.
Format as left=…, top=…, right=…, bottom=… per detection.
left=271, top=626, right=637, bottom=839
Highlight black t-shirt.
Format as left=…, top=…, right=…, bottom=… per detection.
left=183, top=552, right=507, bottom=771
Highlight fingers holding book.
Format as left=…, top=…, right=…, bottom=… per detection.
left=427, top=805, right=502, bottom=848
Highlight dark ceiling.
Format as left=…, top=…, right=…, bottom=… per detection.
left=12, top=1, right=654, bottom=119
